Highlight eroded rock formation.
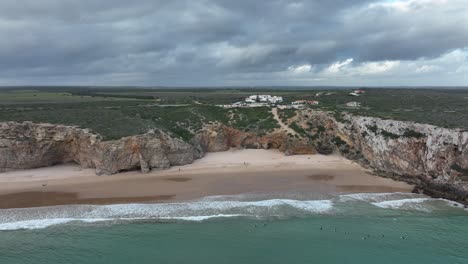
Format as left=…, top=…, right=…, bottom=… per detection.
left=194, top=124, right=316, bottom=155
left=0, top=121, right=314, bottom=175
left=339, top=113, right=468, bottom=203
left=0, top=122, right=198, bottom=175
left=297, top=110, right=468, bottom=203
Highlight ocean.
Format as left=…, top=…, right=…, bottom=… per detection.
left=1, top=192, right=467, bottom=264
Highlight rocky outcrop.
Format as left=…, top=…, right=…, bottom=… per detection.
left=298, top=110, right=468, bottom=204
left=0, top=122, right=200, bottom=175
left=0, top=121, right=315, bottom=175
left=194, top=124, right=316, bottom=155
left=336, top=113, right=468, bottom=179
left=339, top=113, right=468, bottom=203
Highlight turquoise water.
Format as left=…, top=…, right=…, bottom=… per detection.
left=1, top=193, right=467, bottom=264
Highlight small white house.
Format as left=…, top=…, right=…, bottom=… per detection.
left=346, top=101, right=361, bottom=108
left=269, top=96, right=283, bottom=104
left=245, top=98, right=256, bottom=103
left=277, top=105, right=293, bottom=109
left=291, top=100, right=306, bottom=109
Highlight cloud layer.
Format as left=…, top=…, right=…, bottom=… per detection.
left=0, top=0, right=467, bottom=86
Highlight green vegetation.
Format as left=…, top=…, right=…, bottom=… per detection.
left=366, top=125, right=426, bottom=139
left=332, top=136, right=347, bottom=147
left=289, top=122, right=307, bottom=136
left=229, top=107, right=279, bottom=133
left=366, top=125, right=379, bottom=133
left=0, top=101, right=154, bottom=140
left=277, top=108, right=297, bottom=123
left=1, top=87, right=468, bottom=141
left=380, top=130, right=400, bottom=139
left=0, top=90, right=278, bottom=140
left=314, top=88, right=468, bottom=129
left=366, top=124, right=400, bottom=139
left=333, top=111, right=347, bottom=123
left=402, top=129, right=425, bottom=138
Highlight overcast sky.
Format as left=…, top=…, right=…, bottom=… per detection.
left=0, top=0, right=467, bottom=86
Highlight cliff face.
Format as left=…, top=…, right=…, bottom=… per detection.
left=0, top=122, right=199, bottom=175
left=297, top=110, right=468, bottom=203
left=1, top=111, right=468, bottom=203
left=0, top=121, right=315, bottom=175
left=337, top=113, right=468, bottom=179
left=194, top=124, right=316, bottom=155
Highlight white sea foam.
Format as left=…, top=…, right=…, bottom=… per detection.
left=338, top=192, right=420, bottom=203
left=372, top=197, right=468, bottom=212
left=0, top=218, right=117, bottom=231
left=0, top=198, right=333, bottom=231
left=0, top=215, right=244, bottom=230
left=159, top=214, right=244, bottom=222
left=1, top=194, right=465, bottom=231
left=371, top=198, right=433, bottom=211
left=0, top=218, right=74, bottom=231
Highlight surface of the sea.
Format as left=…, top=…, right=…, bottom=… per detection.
left=1, top=192, right=467, bottom=264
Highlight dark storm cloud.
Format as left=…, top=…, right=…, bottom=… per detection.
left=339, top=2, right=468, bottom=61
left=0, top=0, right=466, bottom=85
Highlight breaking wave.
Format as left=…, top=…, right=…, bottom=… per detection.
left=372, top=198, right=432, bottom=209
left=0, top=193, right=465, bottom=231
left=340, top=192, right=465, bottom=212
left=0, top=198, right=333, bottom=231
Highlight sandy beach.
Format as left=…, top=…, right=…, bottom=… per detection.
left=0, top=149, right=413, bottom=209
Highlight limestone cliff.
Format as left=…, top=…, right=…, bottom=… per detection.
left=0, top=121, right=315, bottom=176
left=0, top=122, right=199, bottom=175
left=297, top=110, right=468, bottom=203
left=194, top=124, right=316, bottom=155
left=1, top=111, right=468, bottom=204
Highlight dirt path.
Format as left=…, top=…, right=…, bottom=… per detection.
left=271, top=108, right=297, bottom=135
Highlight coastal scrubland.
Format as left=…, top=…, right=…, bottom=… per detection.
left=0, top=87, right=467, bottom=141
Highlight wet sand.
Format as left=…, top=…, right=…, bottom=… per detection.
left=0, top=149, right=413, bottom=209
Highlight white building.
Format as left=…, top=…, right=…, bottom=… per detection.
left=349, top=90, right=365, bottom=96
left=245, top=95, right=283, bottom=104
left=346, top=101, right=361, bottom=108
left=245, top=97, right=256, bottom=103
left=270, top=96, right=283, bottom=104
left=291, top=100, right=306, bottom=109
left=277, top=105, right=293, bottom=109
left=249, top=102, right=269, bottom=108
left=258, top=95, right=269, bottom=102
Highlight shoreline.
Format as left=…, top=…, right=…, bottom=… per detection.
left=0, top=149, right=413, bottom=209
